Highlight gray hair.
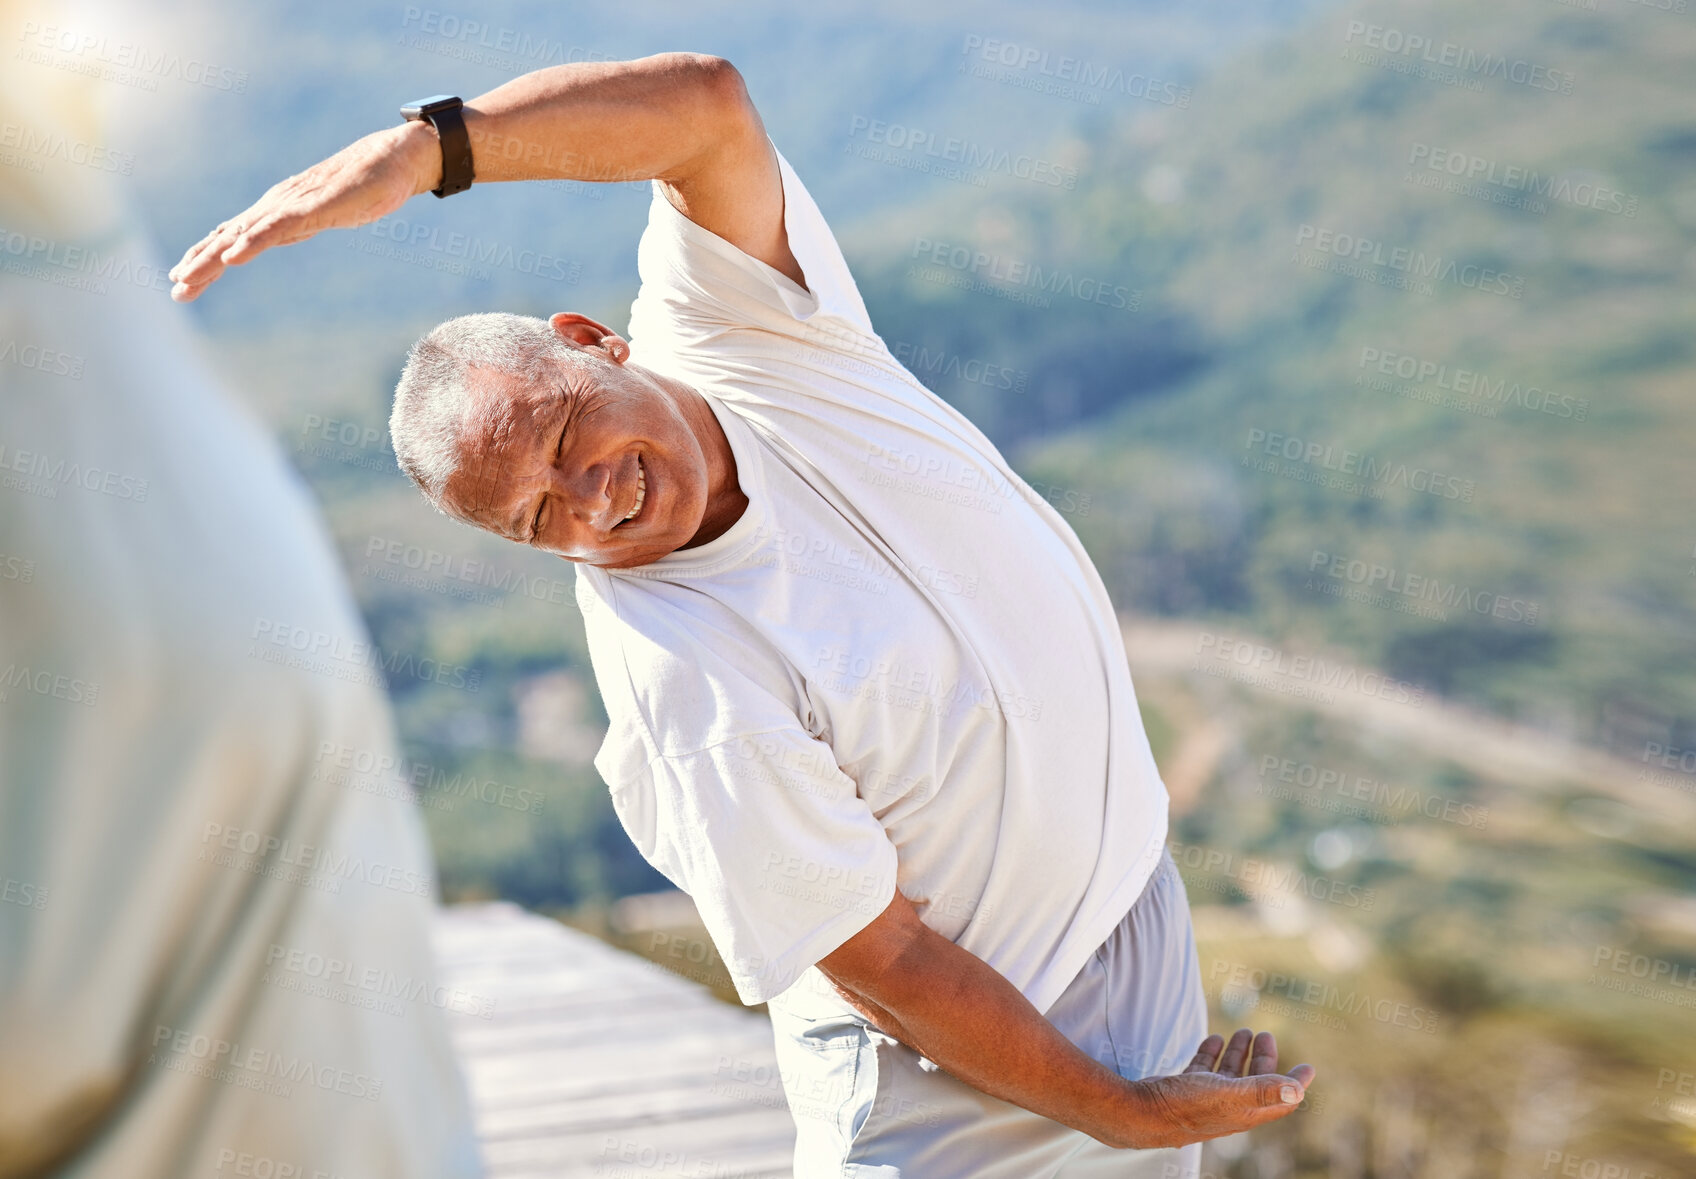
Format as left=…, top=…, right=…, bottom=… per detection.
left=390, top=312, right=578, bottom=507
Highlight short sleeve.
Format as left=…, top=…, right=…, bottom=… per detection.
left=604, top=725, right=900, bottom=1006
left=626, top=142, right=879, bottom=360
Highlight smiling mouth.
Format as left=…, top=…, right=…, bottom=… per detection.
left=619, top=456, right=646, bottom=526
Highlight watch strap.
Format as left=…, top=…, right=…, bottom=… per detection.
left=424, top=103, right=473, bottom=198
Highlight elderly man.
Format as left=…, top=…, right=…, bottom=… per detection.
left=171, top=52, right=1314, bottom=1177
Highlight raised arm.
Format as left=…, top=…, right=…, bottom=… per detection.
left=818, top=891, right=1316, bottom=1150
left=168, top=53, right=799, bottom=303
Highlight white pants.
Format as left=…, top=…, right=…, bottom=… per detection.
left=769, top=848, right=1206, bottom=1178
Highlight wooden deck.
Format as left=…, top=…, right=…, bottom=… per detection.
left=433, top=903, right=798, bottom=1179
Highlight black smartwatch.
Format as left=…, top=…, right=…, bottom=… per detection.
left=401, top=95, right=474, bottom=198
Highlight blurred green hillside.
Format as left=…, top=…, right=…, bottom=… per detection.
left=848, top=0, right=1696, bottom=755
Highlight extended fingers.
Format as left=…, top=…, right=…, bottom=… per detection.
left=170, top=203, right=274, bottom=300
left=220, top=217, right=274, bottom=266
left=1247, top=1030, right=1279, bottom=1076
left=169, top=223, right=241, bottom=300
left=1215, top=1028, right=1254, bottom=1076
left=1182, top=1034, right=1225, bottom=1074
left=173, top=217, right=245, bottom=276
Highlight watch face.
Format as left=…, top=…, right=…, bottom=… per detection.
left=402, top=95, right=461, bottom=119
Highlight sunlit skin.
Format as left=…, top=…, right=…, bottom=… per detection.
left=440, top=312, right=747, bottom=569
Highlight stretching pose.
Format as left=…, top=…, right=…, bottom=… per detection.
left=171, top=53, right=1314, bottom=1177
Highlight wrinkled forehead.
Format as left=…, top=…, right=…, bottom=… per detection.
left=439, top=369, right=557, bottom=527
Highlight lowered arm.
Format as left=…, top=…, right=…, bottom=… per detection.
left=817, top=890, right=1315, bottom=1150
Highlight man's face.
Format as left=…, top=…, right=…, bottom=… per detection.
left=439, top=313, right=715, bottom=569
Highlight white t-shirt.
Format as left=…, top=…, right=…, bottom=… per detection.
left=576, top=145, right=1169, bottom=1012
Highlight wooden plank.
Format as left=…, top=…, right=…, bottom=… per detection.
left=434, top=903, right=798, bottom=1178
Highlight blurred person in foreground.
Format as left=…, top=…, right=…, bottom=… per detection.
left=0, top=1, right=481, bottom=1175
left=171, top=52, right=1315, bottom=1178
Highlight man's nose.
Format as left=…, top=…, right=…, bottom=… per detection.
left=552, top=463, right=614, bottom=532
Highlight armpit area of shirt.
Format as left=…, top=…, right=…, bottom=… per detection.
left=646, top=180, right=819, bottom=322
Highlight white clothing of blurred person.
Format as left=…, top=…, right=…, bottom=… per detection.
left=0, top=3, right=481, bottom=1175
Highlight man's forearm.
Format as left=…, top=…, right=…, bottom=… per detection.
left=829, top=932, right=1154, bottom=1149
left=404, top=53, right=745, bottom=194
left=170, top=50, right=793, bottom=301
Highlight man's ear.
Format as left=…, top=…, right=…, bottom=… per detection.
left=549, top=311, right=628, bottom=364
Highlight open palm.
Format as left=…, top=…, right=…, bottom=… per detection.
left=168, top=124, right=432, bottom=303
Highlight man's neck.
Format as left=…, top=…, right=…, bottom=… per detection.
left=673, top=380, right=749, bottom=550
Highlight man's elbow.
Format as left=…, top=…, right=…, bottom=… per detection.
left=652, top=52, right=755, bottom=128
left=680, top=54, right=761, bottom=145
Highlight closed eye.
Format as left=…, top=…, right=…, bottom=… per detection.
left=529, top=403, right=573, bottom=543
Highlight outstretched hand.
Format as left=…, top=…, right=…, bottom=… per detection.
left=1125, top=1029, right=1316, bottom=1149
left=168, top=123, right=436, bottom=303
